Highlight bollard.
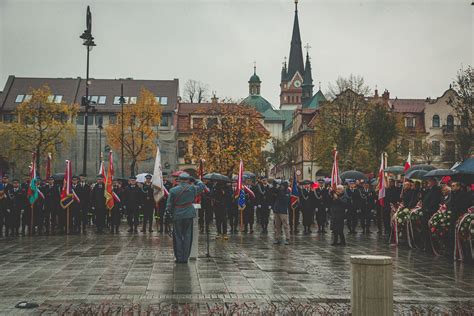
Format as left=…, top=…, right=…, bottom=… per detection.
left=350, top=255, right=393, bottom=316
left=189, top=205, right=200, bottom=260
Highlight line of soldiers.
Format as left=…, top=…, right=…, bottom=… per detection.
left=0, top=174, right=174, bottom=236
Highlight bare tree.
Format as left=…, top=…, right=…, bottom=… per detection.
left=327, top=74, right=371, bottom=100
left=183, top=79, right=210, bottom=103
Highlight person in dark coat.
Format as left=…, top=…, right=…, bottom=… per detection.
left=409, top=181, right=423, bottom=208
left=360, top=181, right=376, bottom=233
left=447, top=182, right=472, bottom=253
left=141, top=174, right=155, bottom=233
left=44, top=176, right=61, bottom=234
left=300, top=184, right=316, bottom=234
left=0, top=184, right=10, bottom=237
left=90, top=175, right=107, bottom=233
left=331, top=185, right=349, bottom=246
left=255, top=177, right=271, bottom=234
left=228, top=193, right=239, bottom=234
left=32, top=179, right=45, bottom=235
left=421, top=178, right=442, bottom=251
left=345, top=180, right=362, bottom=233
left=383, top=179, right=399, bottom=234
left=271, top=181, right=291, bottom=245
left=314, top=180, right=327, bottom=233
left=2, top=175, right=13, bottom=193
left=242, top=178, right=256, bottom=233
left=401, top=180, right=415, bottom=208
left=122, top=176, right=143, bottom=233
left=212, top=181, right=229, bottom=239
left=77, top=174, right=91, bottom=232
left=7, top=179, right=27, bottom=236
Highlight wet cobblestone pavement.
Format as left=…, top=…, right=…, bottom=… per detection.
left=0, top=227, right=473, bottom=315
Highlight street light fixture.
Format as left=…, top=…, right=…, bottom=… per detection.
left=80, top=5, right=97, bottom=176
left=120, top=83, right=126, bottom=177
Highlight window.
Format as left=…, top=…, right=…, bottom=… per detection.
left=446, top=115, right=454, bottom=132
left=96, top=115, right=103, bottom=126
left=444, top=141, right=455, bottom=161
left=207, top=117, right=218, bottom=129
left=76, top=114, right=85, bottom=125
left=432, top=140, right=440, bottom=156
left=113, top=96, right=121, bottom=105
left=3, top=114, right=17, bottom=122
left=161, top=96, right=168, bottom=105
left=47, top=95, right=54, bottom=102
left=88, top=95, right=99, bottom=104
left=414, top=140, right=422, bottom=155
left=54, top=95, right=63, bottom=103
left=86, top=115, right=94, bottom=125
left=24, top=95, right=32, bottom=102
left=178, top=140, right=187, bottom=158
left=404, top=117, right=416, bottom=128
left=432, top=115, right=440, bottom=128
left=192, top=117, right=203, bottom=129
left=15, top=95, right=25, bottom=103
left=98, top=96, right=107, bottom=105
left=460, top=115, right=469, bottom=127
left=109, top=114, right=117, bottom=124
left=160, top=114, right=170, bottom=127
left=129, top=97, right=137, bottom=104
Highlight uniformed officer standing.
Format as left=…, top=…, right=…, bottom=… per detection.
left=242, top=178, right=256, bottom=234
left=90, top=175, right=107, bottom=233
left=314, top=180, right=328, bottom=233
left=123, top=176, right=142, bottom=233
left=43, top=176, right=61, bottom=234
left=110, top=179, right=123, bottom=233
left=77, top=174, right=91, bottom=232
left=301, top=184, right=316, bottom=234
left=33, top=178, right=45, bottom=235
left=70, top=176, right=82, bottom=233
left=2, top=175, right=13, bottom=193
left=212, top=181, right=230, bottom=240
left=165, top=172, right=207, bottom=263
left=330, top=185, right=349, bottom=246
left=421, top=178, right=442, bottom=251
left=345, top=180, right=362, bottom=233
left=8, top=179, right=26, bottom=236
left=141, top=174, right=155, bottom=233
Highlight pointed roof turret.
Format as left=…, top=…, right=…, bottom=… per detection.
left=281, top=58, right=288, bottom=82
left=302, top=50, right=313, bottom=86
left=286, top=0, right=305, bottom=81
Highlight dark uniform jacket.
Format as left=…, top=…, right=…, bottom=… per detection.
left=422, top=185, right=442, bottom=214
left=123, top=184, right=143, bottom=210
left=90, top=183, right=106, bottom=210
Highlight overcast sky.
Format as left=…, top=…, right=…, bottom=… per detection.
left=1, top=0, right=472, bottom=107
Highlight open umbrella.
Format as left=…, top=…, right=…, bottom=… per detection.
left=405, top=164, right=436, bottom=174
left=243, top=171, right=256, bottom=178
left=424, top=169, right=457, bottom=178
left=405, top=169, right=428, bottom=180
left=171, top=170, right=185, bottom=177
left=203, top=172, right=230, bottom=182
left=384, top=166, right=404, bottom=175
left=452, top=158, right=474, bottom=175
left=340, top=170, right=368, bottom=182
left=299, top=180, right=313, bottom=185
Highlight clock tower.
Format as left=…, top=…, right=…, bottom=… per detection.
left=280, top=0, right=314, bottom=110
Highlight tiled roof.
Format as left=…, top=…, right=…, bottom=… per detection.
left=389, top=98, right=426, bottom=113
left=0, top=76, right=179, bottom=114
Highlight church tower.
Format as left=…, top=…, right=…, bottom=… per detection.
left=302, top=50, right=314, bottom=104
left=248, top=64, right=261, bottom=96
left=280, top=0, right=307, bottom=110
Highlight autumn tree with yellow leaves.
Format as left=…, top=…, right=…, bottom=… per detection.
left=105, top=88, right=162, bottom=176
left=188, top=103, right=270, bottom=177
left=0, top=85, right=78, bottom=174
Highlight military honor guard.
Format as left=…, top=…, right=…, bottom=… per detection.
left=141, top=174, right=155, bottom=233
left=91, top=175, right=107, bottom=233
left=123, top=176, right=142, bottom=233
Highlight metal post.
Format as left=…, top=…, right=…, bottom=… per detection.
left=83, top=47, right=90, bottom=176
left=120, top=83, right=125, bottom=177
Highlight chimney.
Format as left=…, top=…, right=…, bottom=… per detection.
left=211, top=91, right=218, bottom=104
left=382, top=89, right=390, bottom=100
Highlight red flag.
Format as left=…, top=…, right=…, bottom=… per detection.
left=105, top=151, right=114, bottom=210
left=404, top=151, right=411, bottom=173
left=235, top=159, right=244, bottom=198
left=60, top=160, right=74, bottom=209
left=290, top=167, right=299, bottom=208
left=45, top=153, right=52, bottom=180
left=331, top=149, right=341, bottom=190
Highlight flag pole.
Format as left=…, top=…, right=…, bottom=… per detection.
left=67, top=206, right=70, bottom=234
left=30, top=203, right=34, bottom=234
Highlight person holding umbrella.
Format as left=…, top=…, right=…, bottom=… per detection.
left=165, top=172, right=207, bottom=264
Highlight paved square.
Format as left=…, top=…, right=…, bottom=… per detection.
left=0, top=229, right=472, bottom=314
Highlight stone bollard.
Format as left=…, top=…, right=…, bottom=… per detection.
left=350, top=255, right=393, bottom=316
left=189, top=204, right=200, bottom=260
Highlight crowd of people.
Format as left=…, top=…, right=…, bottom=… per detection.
left=0, top=172, right=472, bottom=261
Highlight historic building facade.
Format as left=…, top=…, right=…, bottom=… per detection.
left=0, top=75, right=179, bottom=178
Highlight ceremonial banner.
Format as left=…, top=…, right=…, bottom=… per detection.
left=331, top=149, right=341, bottom=190
left=60, top=160, right=74, bottom=209
left=27, top=153, right=39, bottom=205
left=378, top=152, right=386, bottom=206
left=105, top=151, right=114, bottom=210
left=290, top=167, right=299, bottom=209
left=404, top=151, right=412, bottom=173
left=152, top=146, right=167, bottom=202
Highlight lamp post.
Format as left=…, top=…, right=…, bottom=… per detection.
left=80, top=5, right=96, bottom=176
left=120, top=83, right=125, bottom=178
left=98, top=117, right=103, bottom=164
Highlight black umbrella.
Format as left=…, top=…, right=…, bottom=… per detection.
left=405, top=169, right=428, bottom=180
left=405, top=164, right=436, bottom=174
left=203, top=172, right=230, bottom=182
left=340, top=170, right=368, bottom=181
left=452, top=158, right=474, bottom=175
left=299, top=180, right=313, bottom=185
left=384, top=166, right=404, bottom=175
left=243, top=171, right=256, bottom=178
left=424, top=169, right=457, bottom=178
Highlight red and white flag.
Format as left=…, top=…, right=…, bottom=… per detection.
left=404, top=151, right=411, bottom=173
left=331, top=149, right=341, bottom=190
left=105, top=151, right=115, bottom=210
left=378, top=153, right=386, bottom=206
left=152, top=146, right=168, bottom=202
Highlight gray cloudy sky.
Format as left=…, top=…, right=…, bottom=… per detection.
left=1, top=0, right=472, bottom=107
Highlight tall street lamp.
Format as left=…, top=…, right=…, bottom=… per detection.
left=120, top=83, right=126, bottom=178
left=80, top=5, right=96, bottom=176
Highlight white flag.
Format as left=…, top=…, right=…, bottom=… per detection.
left=152, top=146, right=165, bottom=202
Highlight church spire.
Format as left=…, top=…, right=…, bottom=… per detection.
left=248, top=62, right=261, bottom=96
left=286, top=0, right=305, bottom=82
left=302, top=46, right=314, bottom=104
